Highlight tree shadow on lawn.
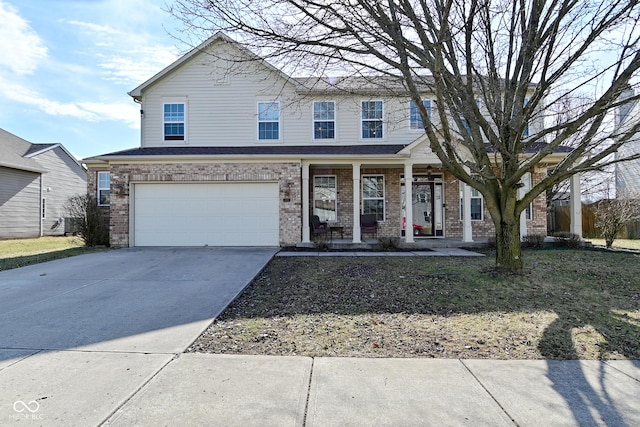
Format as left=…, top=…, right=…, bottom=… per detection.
left=222, top=249, right=640, bottom=424
left=0, top=247, right=106, bottom=271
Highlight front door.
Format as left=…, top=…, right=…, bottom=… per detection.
left=412, top=182, right=434, bottom=236
left=401, top=175, right=444, bottom=237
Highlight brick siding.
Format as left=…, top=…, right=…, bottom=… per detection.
left=89, top=162, right=549, bottom=246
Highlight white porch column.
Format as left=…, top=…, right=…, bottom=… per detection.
left=301, top=162, right=311, bottom=244
left=404, top=162, right=414, bottom=243
left=352, top=162, right=362, bottom=243
left=570, top=173, right=582, bottom=238
left=462, top=182, right=473, bottom=242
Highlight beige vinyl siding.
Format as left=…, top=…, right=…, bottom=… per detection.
left=141, top=42, right=300, bottom=147
left=139, top=41, right=431, bottom=148
left=32, top=147, right=87, bottom=235
left=0, top=166, right=41, bottom=238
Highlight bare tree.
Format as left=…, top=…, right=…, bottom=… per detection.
left=594, top=192, right=640, bottom=247
left=170, top=0, right=640, bottom=270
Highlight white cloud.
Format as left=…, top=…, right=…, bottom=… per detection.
left=0, top=1, right=47, bottom=75
left=65, top=17, right=179, bottom=86
left=0, top=76, right=139, bottom=128
left=66, top=20, right=125, bottom=36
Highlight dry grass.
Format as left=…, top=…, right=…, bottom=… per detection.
left=588, top=238, right=640, bottom=251
left=0, top=236, right=105, bottom=271
left=189, top=248, right=640, bottom=360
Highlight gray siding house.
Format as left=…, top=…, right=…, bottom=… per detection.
left=0, top=128, right=87, bottom=239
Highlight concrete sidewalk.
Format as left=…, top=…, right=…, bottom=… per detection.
left=3, top=351, right=638, bottom=426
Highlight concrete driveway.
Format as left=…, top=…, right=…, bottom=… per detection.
left=0, top=247, right=277, bottom=354
left=0, top=247, right=277, bottom=425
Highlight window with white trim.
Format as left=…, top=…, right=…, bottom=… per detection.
left=163, top=103, right=185, bottom=140
left=362, top=175, right=385, bottom=221
left=361, top=101, right=383, bottom=139
left=523, top=98, right=530, bottom=137
left=409, top=100, right=432, bottom=130
left=520, top=172, right=533, bottom=220
left=460, top=99, right=480, bottom=135
left=258, top=101, right=280, bottom=140
left=98, top=171, right=110, bottom=206
left=313, top=175, right=337, bottom=221
left=313, top=101, right=335, bottom=139
left=459, top=183, right=483, bottom=221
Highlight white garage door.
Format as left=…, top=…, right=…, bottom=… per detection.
left=133, top=182, right=279, bottom=246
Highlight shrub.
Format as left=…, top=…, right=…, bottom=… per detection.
left=65, top=194, right=109, bottom=247
left=380, top=237, right=399, bottom=250
left=313, top=240, right=330, bottom=251
left=552, top=232, right=582, bottom=248
left=522, top=234, right=546, bottom=248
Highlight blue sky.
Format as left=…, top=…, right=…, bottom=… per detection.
left=0, top=0, right=188, bottom=160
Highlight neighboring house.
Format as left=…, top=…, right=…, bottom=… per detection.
left=84, top=33, right=569, bottom=248
left=615, top=86, right=640, bottom=196
left=0, top=128, right=87, bottom=239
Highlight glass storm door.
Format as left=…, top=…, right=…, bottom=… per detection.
left=401, top=176, right=444, bottom=237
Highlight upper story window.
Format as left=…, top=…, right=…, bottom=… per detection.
left=523, top=98, right=530, bottom=137
left=313, top=101, right=335, bottom=139
left=98, top=171, right=110, bottom=206
left=362, top=175, right=385, bottom=221
left=409, top=100, right=432, bottom=130
left=361, top=101, right=383, bottom=139
left=460, top=99, right=480, bottom=136
left=258, top=101, right=280, bottom=140
left=164, top=103, right=185, bottom=141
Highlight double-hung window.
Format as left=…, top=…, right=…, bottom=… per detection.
left=313, top=176, right=337, bottom=221
left=98, top=171, right=110, bottom=206
left=520, top=172, right=533, bottom=220
left=460, top=183, right=483, bottom=221
left=409, top=100, right=432, bottom=130
left=361, top=101, right=383, bottom=139
left=163, top=103, right=185, bottom=140
left=523, top=98, right=530, bottom=137
left=460, top=99, right=480, bottom=136
left=362, top=175, right=385, bottom=221
left=258, top=101, right=280, bottom=140
left=313, top=101, right=335, bottom=139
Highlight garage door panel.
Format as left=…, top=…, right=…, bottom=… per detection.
left=134, top=183, right=279, bottom=246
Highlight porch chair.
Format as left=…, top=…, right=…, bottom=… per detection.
left=360, top=213, right=378, bottom=239
left=311, top=215, right=328, bottom=238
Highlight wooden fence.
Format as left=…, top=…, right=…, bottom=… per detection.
left=549, top=204, right=640, bottom=239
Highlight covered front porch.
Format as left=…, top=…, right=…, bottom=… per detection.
left=297, top=154, right=584, bottom=246
left=299, top=157, right=481, bottom=245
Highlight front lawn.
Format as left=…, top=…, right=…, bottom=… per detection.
left=588, top=238, right=640, bottom=251
left=0, top=236, right=106, bottom=271
left=189, top=248, right=640, bottom=360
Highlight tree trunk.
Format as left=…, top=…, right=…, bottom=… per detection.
left=495, top=218, right=523, bottom=270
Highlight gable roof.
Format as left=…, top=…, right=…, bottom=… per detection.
left=0, top=128, right=46, bottom=173
left=128, top=32, right=296, bottom=100
left=0, top=128, right=84, bottom=172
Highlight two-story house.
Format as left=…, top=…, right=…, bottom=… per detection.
left=84, top=33, right=567, bottom=248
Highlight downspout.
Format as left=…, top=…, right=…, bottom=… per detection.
left=39, top=174, right=43, bottom=237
